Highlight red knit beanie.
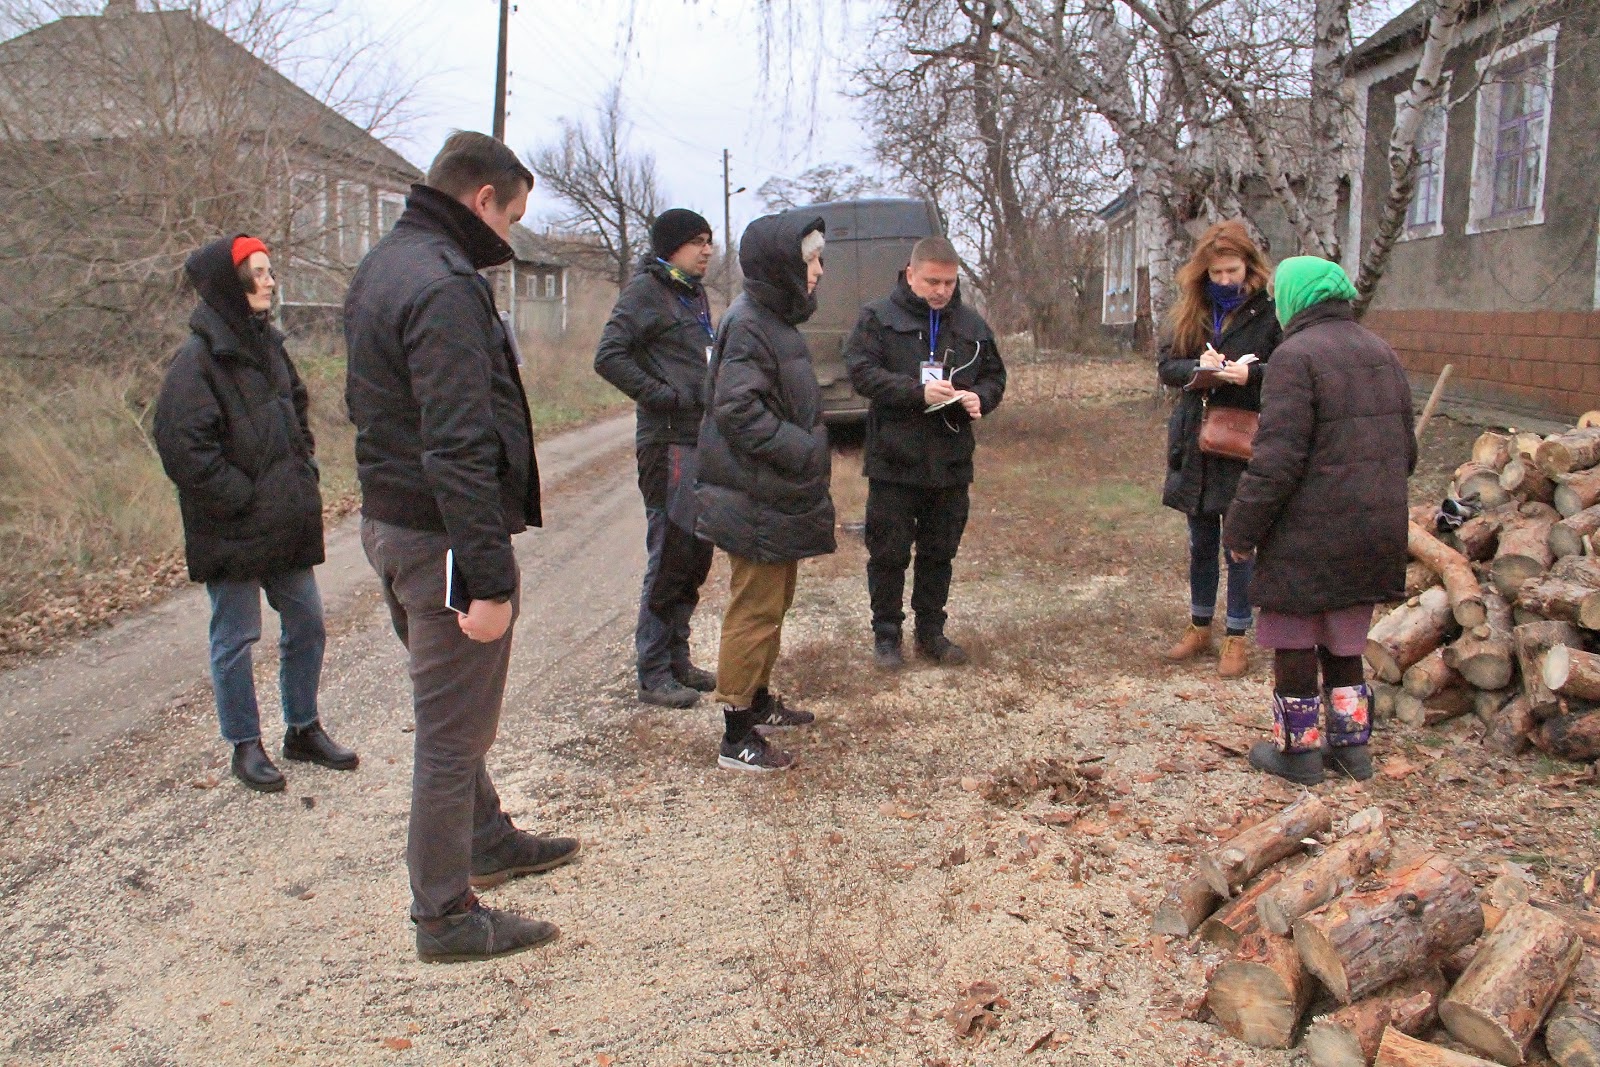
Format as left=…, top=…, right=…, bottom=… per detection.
left=231, top=235, right=268, bottom=266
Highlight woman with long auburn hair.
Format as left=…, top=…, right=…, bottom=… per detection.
left=1157, top=220, right=1281, bottom=678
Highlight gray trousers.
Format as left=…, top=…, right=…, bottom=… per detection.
left=360, top=518, right=517, bottom=921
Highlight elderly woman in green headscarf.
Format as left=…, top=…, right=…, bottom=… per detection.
left=1222, top=257, right=1416, bottom=786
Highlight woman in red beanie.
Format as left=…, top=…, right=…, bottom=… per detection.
left=153, top=235, right=358, bottom=792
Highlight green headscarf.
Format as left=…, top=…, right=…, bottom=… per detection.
left=1272, top=256, right=1358, bottom=329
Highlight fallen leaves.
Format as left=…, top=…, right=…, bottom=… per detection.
left=945, top=980, right=1009, bottom=1039
left=980, top=757, right=1106, bottom=808
left=1381, top=755, right=1420, bottom=780
left=380, top=1036, right=412, bottom=1051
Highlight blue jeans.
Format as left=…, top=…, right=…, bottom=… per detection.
left=206, top=568, right=326, bottom=744
left=1187, top=514, right=1253, bottom=632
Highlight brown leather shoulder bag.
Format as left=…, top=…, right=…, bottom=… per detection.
left=1198, top=401, right=1258, bottom=462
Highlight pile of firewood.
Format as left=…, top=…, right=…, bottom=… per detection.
left=1153, top=796, right=1600, bottom=1065
left=1368, top=418, right=1600, bottom=764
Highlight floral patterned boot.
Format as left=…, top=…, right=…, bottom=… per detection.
left=1324, top=683, right=1374, bottom=780
left=1247, top=692, right=1326, bottom=785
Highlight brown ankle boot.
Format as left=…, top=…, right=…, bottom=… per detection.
left=1164, top=622, right=1214, bottom=661
left=1218, top=635, right=1251, bottom=678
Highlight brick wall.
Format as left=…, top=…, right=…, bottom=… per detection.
left=1364, top=309, right=1600, bottom=419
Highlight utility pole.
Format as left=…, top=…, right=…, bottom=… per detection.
left=492, top=0, right=510, bottom=141
left=721, top=149, right=745, bottom=307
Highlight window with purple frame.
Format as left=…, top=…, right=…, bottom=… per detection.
left=1406, top=103, right=1447, bottom=231
left=1490, top=47, right=1549, bottom=218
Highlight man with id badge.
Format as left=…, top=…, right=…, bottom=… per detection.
left=595, top=209, right=720, bottom=709
left=844, top=236, right=1006, bottom=669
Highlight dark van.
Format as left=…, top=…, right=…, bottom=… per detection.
left=780, top=197, right=943, bottom=422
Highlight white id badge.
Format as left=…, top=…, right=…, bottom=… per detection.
left=920, top=361, right=945, bottom=384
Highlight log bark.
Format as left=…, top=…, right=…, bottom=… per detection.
left=1198, top=868, right=1287, bottom=951
left=1411, top=521, right=1488, bottom=628
left=1446, top=588, right=1515, bottom=689
left=1408, top=562, right=1444, bottom=598
left=1473, top=432, right=1512, bottom=470
left=1457, top=462, right=1512, bottom=508
left=1396, top=686, right=1475, bottom=728
left=1259, top=810, right=1391, bottom=936
left=1545, top=644, right=1600, bottom=702
left=1368, top=587, right=1456, bottom=684
left=1449, top=513, right=1504, bottom=562
left=1516, top=620, right=1586, bottom=720
left=1516, top=555, right=1600, bottom=628
left=1555, top=468, right=1600, bottom=519
left=1537, top=428, right=1600, bottom=477
left=1481, top=873, right=1532, bottom=934
left=1473, top=688, right=1514, bottom=725
left=1375, top=683, right=1404, bottom=721
left=1304, top=969, right=1448, bottom=1067
left=1545, top=950, right=1600, bottom=1067
left=1404, top=648, right=1463, bottom=698
left=1533, top=900, right=1600, bottom=951
left=1375, top=1029, right=1502, bottom=1066
left=1293, top=852, right=1484, bottom=1004
left=1481, top=694, right=1534, bottom=755
left=1512, top=432, right=1545, bottom=462
left=1199, top=793, right=1332, bottom=897
left=1208, top=932, right=1315, bottom=1048
left=1500, top=459, right=1556, bottom=506
left=1151, top=875, right=1222, bottom=937
left=1439, top=901, right=1583, bottom=1064
left=1532, top=708, right=1600, bottom=762
left=1493, top=514, right=1559, bottom=598
left=1551, top=505, right=1600, bottom=559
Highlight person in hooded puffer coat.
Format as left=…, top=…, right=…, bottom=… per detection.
left=154, top=235, right=358, bottom=793
left=695, top=212, right=835, bottom=772
left=1223, top=257, right=1416, bottom=787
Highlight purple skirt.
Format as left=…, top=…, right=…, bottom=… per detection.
left=1255, top=604, right=1375, bottom=657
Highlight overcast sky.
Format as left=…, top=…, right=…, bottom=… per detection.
left=346, top=0, right=1411, bottom=238
left=352, top=0, right=873, bottom=239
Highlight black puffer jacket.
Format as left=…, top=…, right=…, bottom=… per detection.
left=154, top=237, right=324, bottom=583
left=844, top=274, right=1007, bottom=488
left=344, top=184, right=540, bottom=603
left=1223, top=300, right=1416, bottom=614
left=1158, top=288, right=1281, bottom=516
left=594, top=257, right=714, bottom=447
left=694, top=213, right=836, bottom=563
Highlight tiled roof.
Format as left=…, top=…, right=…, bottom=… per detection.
left=0, top=8, right=420, bottom=180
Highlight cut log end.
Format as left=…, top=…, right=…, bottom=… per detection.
left=1208, top=934, right=1312, bottom=1049
left=1375, top=1028, right=1502, bottom=1066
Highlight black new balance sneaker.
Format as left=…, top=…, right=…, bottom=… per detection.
left=717, top=732, right=795, bottom=772
left=751, top=688, right=815, bottom=729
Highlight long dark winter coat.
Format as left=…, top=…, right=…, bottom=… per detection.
left=1158, top=287, right=1281, bottom=517
left=694, top=213, right=836, bottom=564
left=1223, top=300, right=1416, bottom=614
left=154, top=238, right=324, bottom=584
left=843, top=274, right=1007, bottom=488
left=343, top=184, right=540, bottom=603
left=594, top=257, right=714, bottom=447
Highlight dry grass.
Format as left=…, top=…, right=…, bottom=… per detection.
left=0, top=285, right=626, bottom=662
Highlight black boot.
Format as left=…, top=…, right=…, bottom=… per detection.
left=232, top=739, right=286, bottom=792
left=1247, top=741, right=1325, bottom=786
left=672, top=663, right=717, bottom=693
left=283, top=721, right=359, bottom=771
left=915, top=633, right=968, bottom=666
left=873, top=633, right=904, bottom=670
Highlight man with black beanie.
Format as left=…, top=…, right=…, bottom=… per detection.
left=594, top=208, right=720, bottom=708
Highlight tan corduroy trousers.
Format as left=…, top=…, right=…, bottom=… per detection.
left=712, top=555, right=799, bottom=708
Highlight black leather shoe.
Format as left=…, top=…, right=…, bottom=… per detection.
left=915, top=634, right=969, bottom=666
left=283, top=721, right=359, bottom=771
left=471, top=831, right=582, bottom=890
left=873, top=636, right=904, bottom=669
left=416, top=894, right=560, bottom=963
left=672, top=663, right=717, bottom=692
left=232, top=740, right=286, bottom=793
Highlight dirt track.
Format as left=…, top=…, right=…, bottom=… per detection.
left=2, top=363, right=1593, bottom=1066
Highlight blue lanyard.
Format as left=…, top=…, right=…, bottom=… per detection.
left=678, top=294, right=713, bottom=340
left=928, top=309, right=941, bottom=361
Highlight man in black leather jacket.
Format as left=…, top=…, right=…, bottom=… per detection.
left=594, top=209, right=719, bottom=709
left=345, top=132, right=579, bottom=964
left=843, top=237, right=1006, bottom=669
